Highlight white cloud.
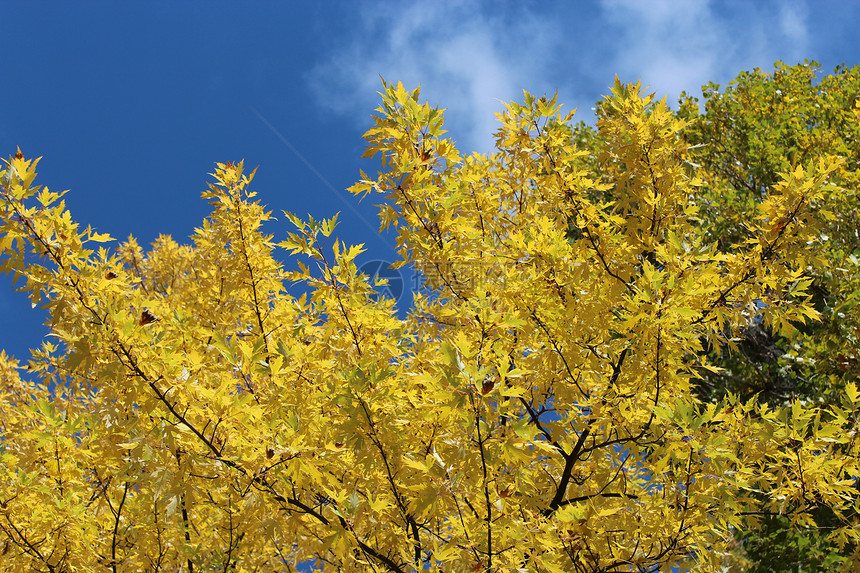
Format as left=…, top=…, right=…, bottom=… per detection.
left=778, top=1, right=809, bottom=51
left=308, top=1, right=815, bottom=153
left=600, top=0, right=723, bottom=98
left=597, top=0, right=811, bottom=104
left=307, top=2, right=563, bottom=153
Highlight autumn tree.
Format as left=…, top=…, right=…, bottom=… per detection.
left=1, top=79, right=859, bottom=572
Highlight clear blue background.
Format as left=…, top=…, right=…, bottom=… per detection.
left=2, top=0, right=859, bottom=362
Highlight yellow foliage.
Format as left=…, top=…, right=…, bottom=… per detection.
left=0, top=81, right=857, bottom=572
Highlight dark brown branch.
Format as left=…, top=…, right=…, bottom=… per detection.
left=528, top=308, right=587, bottom=396
left=234, top=195, right=270, bottom=362
left=556, top=491, right=640, bottom=510
left=470, top=392, right=493, bottom=570
left=108, top=482, right=129, bottom=573
left=357, top=397, right=422, bottom=566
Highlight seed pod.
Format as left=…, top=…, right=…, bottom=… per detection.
left=139, top=309, right=159, bottom=326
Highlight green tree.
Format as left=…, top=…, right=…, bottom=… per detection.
left=0, top=80, right=858, bottom=572
left=677, top=60, right=860, bottom=404
left=674, top=61, right=860, bottom=571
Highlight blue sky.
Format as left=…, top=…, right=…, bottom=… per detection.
left=1, top=0, right=859, bottom=362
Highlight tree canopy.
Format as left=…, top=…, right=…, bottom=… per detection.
left=675, top=60, right=860, bottom=571
left=1, top=70, right=859, bottom=572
